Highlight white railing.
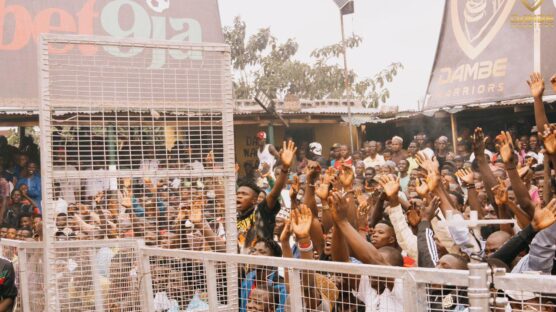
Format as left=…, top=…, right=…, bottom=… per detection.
left=3, top=238, right=556, bottom=312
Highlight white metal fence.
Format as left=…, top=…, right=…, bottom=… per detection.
left=3, top=239, right=556, bottom=311
left=37, top=34, right=237, bottom=311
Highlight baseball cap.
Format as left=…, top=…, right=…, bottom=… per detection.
left=256, top=131, right=266, bottom=140
left=309, top=142, right=322, bottom=156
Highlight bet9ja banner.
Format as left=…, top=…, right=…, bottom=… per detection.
left=425, top=0, right=556, bottom=111
left=0, top=0, right=224, bottom=107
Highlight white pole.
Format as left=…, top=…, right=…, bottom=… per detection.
left=340, top=13, right=355, bottom=153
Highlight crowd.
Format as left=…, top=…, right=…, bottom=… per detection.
left=225, top=72, right=556, bottom=312
left=3, top=73, right=556, bottom=311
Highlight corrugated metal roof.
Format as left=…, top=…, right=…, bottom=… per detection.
left=421, top=95, right=556, bottom=114
left=234, top=106, right=382, bottom=116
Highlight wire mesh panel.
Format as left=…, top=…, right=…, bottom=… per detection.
left=424, top=283, right=470, bottom=311
left=38, top=34, right=236, bottom=311
left=22, top=245, right=45, bottom=312
left=0, top=240, right=46, bottom=312
left=48, top=240, right=141, bottom=312
left=139, top=247, right=476, bottom=312
left=491, top=273, right=556, bottom=312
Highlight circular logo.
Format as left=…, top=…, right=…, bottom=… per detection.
left=146, top=0, right=170, bottom=13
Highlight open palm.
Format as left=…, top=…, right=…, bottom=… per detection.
left=280, top=140, right=297, bottom=169
left=292, top=205, right=313, bottom=239
left=532, top=199, right=556, bottom=231
left=527, top=72, right=545, bottom=98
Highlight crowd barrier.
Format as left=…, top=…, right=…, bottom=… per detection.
left=2, top=239, right=556, bottom=311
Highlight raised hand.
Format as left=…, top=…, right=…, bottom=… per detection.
left=328, top=191, right=349, bottom=223
left=455, top=168, right=474, bottom=185
left=316, top=168, right=336, bottom=200
left=415, top=151, right=439, bottom=175
left=492, top=178, right=509, bottom=206
left=540, top=124, right=556, bottom=155
left=416, top=153, right=441, bottom=192
left=291, top=205, right=313, bottom=240
left=279, top=219, right=292, bottom=243
left=190, top=200, right=204, bottom=224
left=406, top=203, right=421, bottom=227
left=338, top=164, right=355, bottom=188
left=355, top=188, right=368, bottom=209
left=420, top=196, right=440, bottom=222
left=377, top=175, right=400, bottom=200
left=497, top=131, right=515, bottom=164
left=527, top=72, right=545, bottom=98
left=306, top=160, right=321, bottom=184
left=415, top=178, right=430, bottom=198
left=356, top=195, right=371, bottom=229
left=289, top=175, right=300, bottom=199
left=472, top=127, right=488, bottom=156
left=531, top=198, right=556, bottom=231
left=280, top=140, right=297, bottom=169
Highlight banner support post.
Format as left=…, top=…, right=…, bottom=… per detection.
left=450, top=113, right=458, bottom=153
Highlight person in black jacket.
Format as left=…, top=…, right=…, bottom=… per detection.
left=0, top=248, right=17, bottom=312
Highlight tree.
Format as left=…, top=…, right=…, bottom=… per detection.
left=223, top=16, right=403, bottom=108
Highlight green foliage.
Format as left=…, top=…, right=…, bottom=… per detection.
left=223, top=17, right=403, bottom=108
left=7, top=127, right=40, bottom=147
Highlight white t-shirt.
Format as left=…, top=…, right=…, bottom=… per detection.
left=364, top=155, right=385, bottom=169
left=354, top=277, right=404, bottom=312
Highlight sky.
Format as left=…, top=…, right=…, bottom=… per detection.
left=218, top=0, right=445, bottom=111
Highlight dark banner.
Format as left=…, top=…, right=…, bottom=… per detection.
left=0, top=0, right=224, bottom=107
left=425, top=0, right=556, bottom=110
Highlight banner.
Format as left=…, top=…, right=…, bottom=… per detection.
left=424, top=0, right=556, bottom=110
left=0, top=0, right=224, bottom=108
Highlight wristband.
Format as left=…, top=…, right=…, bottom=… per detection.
left=297, top=240, right=313, bottom=252
left=322, top=205, right=330, bottom=211
left=462, top=183, right=475, bottom=190
left=281, top=167, right=290, bottom=174
left=358, top=226, right=369, bottom=232
left=505, top=164, right=517, bottom=170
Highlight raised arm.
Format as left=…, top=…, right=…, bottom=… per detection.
left=499, top=131, right=535, bottom=219
left=191, top=204, right=226, bottom=252
left=267, top=140, right=296, bottom=211
left=472, top=128, right=499, bottom=207
left=490, top=199, right=556, bottom=267
left=379, top=175, right=418, bottom=259
left=330, top=192, right=387, bottom=265
left=304, top=162, right=325, bottom=255
left=456, top=168, right=484, bottom=219
left=291, top=206, right=322, bottom=310
left=528, top=72, right=549, bottom=133
left=316, top=167, right=337, bottom=233
left=490, top=179, right=515, bottom=235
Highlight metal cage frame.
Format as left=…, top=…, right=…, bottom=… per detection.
left=38, top=33, right=237, bottom=311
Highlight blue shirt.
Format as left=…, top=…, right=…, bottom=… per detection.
left=240, top=271, right=286, bottom=312
left=15, top=174, right=41, bottom=213
left=131, top=197, right=166, bottom=218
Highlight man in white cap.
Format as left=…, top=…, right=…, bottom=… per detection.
left=309, top=142, right=328, bottom=169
